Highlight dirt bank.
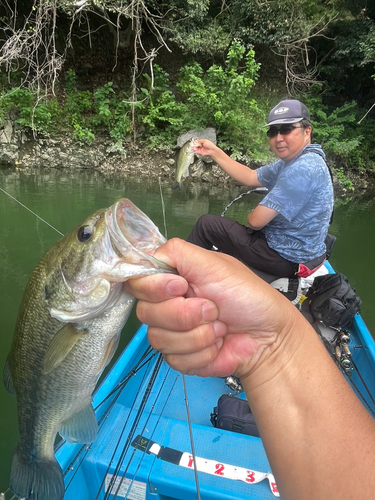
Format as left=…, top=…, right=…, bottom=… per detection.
left=1, top=131, right=374, bottom=198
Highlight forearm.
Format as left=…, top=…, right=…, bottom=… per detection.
left=241, top=306, right=375, bottom=500
left=247, top=205, right=278, bottom=229
left=211, top=147, right=260, bottom=186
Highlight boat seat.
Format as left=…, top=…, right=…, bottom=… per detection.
left=249, top=267, right=302, bottom=305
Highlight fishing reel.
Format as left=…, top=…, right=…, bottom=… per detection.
left=333, top=328, right=353, bottom=375
left=224, top=375, right=243, bottom=395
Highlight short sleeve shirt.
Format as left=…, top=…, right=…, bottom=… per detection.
left=256, top=144, right=334, bottom=263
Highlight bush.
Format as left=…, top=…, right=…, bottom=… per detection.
left=137, top=41, right=268, bottom=157
left=0, top=87, right=61, bottom=134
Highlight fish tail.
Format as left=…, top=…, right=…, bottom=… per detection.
left=10, top=444, right=65, bottom=500
left=171, top=181, right=181, bottom=190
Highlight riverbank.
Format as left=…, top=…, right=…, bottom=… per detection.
left=1, top=129, right=374, bottom=198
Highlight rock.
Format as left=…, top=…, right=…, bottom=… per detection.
left=176, top=128, right=217, bottom=148
left=1, top=129, right=374, bottom=197
left=0, top=121, right=15, bottom=143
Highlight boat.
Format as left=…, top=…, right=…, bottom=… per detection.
left=55, top=261, right=375, bottom=500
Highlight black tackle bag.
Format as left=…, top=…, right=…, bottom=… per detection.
left=210, top=394, right=260, bottom=438
left=306, top=272, right=361, bottom=328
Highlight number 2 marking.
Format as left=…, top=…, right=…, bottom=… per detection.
left=215, top=463, right=225, bottom=475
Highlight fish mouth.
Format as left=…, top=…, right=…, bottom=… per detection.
left=105, top=198, right=174, bottom=272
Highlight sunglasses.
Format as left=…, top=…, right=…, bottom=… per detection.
left=266, top=124, right=303, bottom=138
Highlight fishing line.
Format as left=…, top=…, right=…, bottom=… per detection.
left=158, top=176, right=168, bottom=239
left=0, top=186, right=64, bottom=236
left=156, top=182, right=202, bottom=500
left=101, top=354, right=164, bottom=500
left=344, top=356, right=375, bottom=417
left=62, top=346, right=156, bottom=491
left=98, top=353, right=163, bottom=500
left=182, top=374, right=202, bottom=500
left=94, top=358, right=153, bottom=500
left=121, top=370, right=180, bottom=500
left=114, top=364, right=178, bottom=500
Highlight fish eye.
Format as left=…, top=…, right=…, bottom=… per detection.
left=77, top=225, right=94, bottom=242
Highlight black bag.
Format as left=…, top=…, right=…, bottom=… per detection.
left=210, top=394, right=260, bottom=437
left=306, top=272, right=361, bottom=328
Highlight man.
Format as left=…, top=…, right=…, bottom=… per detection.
left=187, top=99, right=334, bottom=277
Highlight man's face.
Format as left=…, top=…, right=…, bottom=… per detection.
left=268, top=123, right=312, bottom=162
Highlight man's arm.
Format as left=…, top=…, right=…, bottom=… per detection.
left=192, top=139, right=262, bottom=187
left=247, top=205, right=279, bottom=230
left=125, top=239, right=375, bottom=500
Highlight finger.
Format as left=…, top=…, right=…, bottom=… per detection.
left=162, top=338, right=224, bottom=375
left=152, top=238, right=228, bottom=284
left=125, top=274, right=188, bottom=302
left=147, top=320, right=227, bottom=354
left=136, top=296, right=219, bottom=331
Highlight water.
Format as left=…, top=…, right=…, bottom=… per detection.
left=0, top=167, right=374, bottom=493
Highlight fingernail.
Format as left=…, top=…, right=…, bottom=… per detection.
left=216, top=337, right=224, bottom=350
left=201, top=301, right=218, bottom=322
left=166, top=278, right=187, bottom=297
left=213, top=320, right=226, bottom=338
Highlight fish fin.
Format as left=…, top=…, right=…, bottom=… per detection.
left=171, top=181, right=181, bottom=190
left=97, top=333, right=121, bottom=375
left=59, top=402, right=98, bottom=444
left=3, top=355, right=16, bottom=395
left=43, top=323, right=84, bottom=374
left=10, top=444, right=64, bottom=500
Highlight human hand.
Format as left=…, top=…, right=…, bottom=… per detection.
left=124, top=238, right=297, bottom=379
left=191, top=139, right=219, bottom=158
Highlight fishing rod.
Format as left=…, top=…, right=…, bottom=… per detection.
left=158, top=180, right=202, bottom=500
left=220, top=187, right=268, bottom=218
left=61, top=345, right=157, bottom=491
left=122, top=369, right=182, bottom=500
left=101, top=354, right=164, bottom=500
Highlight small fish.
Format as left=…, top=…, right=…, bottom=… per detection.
left=3, top=199, right=174, bottom=500
left=172, top=137, right=198, bottom=190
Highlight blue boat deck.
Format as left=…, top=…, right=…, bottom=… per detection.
left=56, top=324, right=278, bottom=499
left=56, top=300, right=375, bottom=500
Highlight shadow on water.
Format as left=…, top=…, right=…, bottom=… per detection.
left=0, top=166, right=374, bottom=492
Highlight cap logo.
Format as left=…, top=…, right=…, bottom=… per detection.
left=274, top=106, right=290, bottom=115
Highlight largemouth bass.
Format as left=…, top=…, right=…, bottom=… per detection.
left=172, top=137, right=198, bottom=190
left=3, top=198, right=174, bottom=500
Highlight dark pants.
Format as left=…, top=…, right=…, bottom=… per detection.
left=186, top=214, right=296, bottom=278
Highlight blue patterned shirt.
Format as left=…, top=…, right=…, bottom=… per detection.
left=256, top=144, right=334, bottom=263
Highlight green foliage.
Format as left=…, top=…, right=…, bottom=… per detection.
left=64, top=73, right=92, bottom=124
left=331, top=167, right=354, bottom=192
left=229, top=0, right=339, bottom=57
left=0, top=88, right=62, bottom=134
left=135, top=65, right=192, bottom=148
left=91, top=82, right=132, bottom=143
left=137, top=42, right=266, bottom=157
left=304, top=86, right=361, bottom=157
left=162, top=0, right=230, bottom=56
left=72, top=123, right=95, bottom=145
left=330, top=18, right=375, bottom=69
left=177, top=42, right=263, bottom=156
left=64, top=70, right=94, bottom=143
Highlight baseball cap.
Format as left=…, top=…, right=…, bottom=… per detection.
left=263, top=99, right=311, bottom=127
